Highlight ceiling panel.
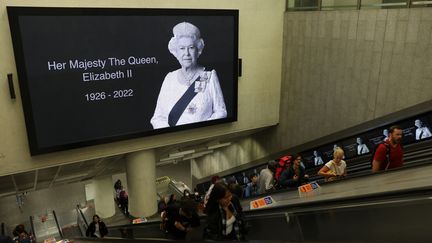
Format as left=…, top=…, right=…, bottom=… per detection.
left=14, top=171, right=35, bottom=191
left=0, top=175, right=15, bottom=195
left=37, top=167, right=59, bottom=183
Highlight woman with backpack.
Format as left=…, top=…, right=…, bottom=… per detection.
left=278, top=154, right=310, bottom=188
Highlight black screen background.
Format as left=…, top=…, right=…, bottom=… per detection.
left=12, top=11, right=237, bottom=153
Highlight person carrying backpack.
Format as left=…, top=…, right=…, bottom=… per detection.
left=372, top=125, right=404, bottom=172
left=274, top=155, right=292, bottom=182
left=119, top=187, right=129, bottom=215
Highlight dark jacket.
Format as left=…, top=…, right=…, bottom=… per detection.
left=165, top=204, right=200, bottom=240
left=278, top=165, right=308, bottom=188
left=205, top=195, right=246, bottom=241
left=86, top=221, right=108, bottom=238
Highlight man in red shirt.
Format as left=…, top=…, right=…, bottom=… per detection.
left=372, top=125, right=404, bottom=172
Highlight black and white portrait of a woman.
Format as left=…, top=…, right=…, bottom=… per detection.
left=151, top=22, right=227, bottom=129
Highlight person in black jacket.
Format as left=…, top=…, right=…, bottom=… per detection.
left=205, top=183, right=246, bottom=241
left=279, top=154, right=309, bottom=188
left=86, top=214, right=108, bottom=238
left=164, top=197, right=200, bottom=240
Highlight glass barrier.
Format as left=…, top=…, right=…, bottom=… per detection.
left=411, top=0, right=432, bottom=7
left=286, top=0, right=432, bottom=10
left=76, top=207, right=88, bottom=237
left=287, top=0, right=320, bottom=11
left=361, top=0, right=408, bottom=9
left=322, top=0, right=358, bottom=10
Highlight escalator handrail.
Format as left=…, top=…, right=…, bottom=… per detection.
left=243, top=156, right=432, bottom=203
left=105, top=187, right=432, bottom=234
left=29, top=215, right=37, bottom=240
left=75, top=208, right=85, bottom=237
left=52, top=210, right=64, bottom=239
left=244, top=192, right=432, bottom=219
left=76, top=204, right=89, bottom=228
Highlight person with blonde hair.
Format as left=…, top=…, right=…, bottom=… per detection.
left=151, top=22, right=227, bottom=129
left=318, top=147, right=347, bottom=182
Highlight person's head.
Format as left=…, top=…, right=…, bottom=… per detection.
left=383, top=129, right=389, bottom=137
left=267, top=160, right=278, bottom=173
left=415, top=119, right=422, bottom=128
left=389, top=125, right=403, bottom=144
left=333, top=147, right=344, bottom=164
left=168, top=22, right=204, bottom=69
left=356, top=137, right=363, bottom=145
left=211, top=175, right=221, bottom=184
left=249, top=174, right=258, bottom=184
left=313, top=150, right=318, bottom=156
left=228, top=183, right=243, bottom=198
left=93, top=214, right=100, bottom=223
left=208, top=183, right=232, bottom=209
left=179, top=198, right=197, bottom=218
left=168, top=193, right=176, bottom=203
left=183, top=189, right=191, bottom=198
left=293, top=154, right=302, bottom=167
left=227, top=176, right=237, bottom=185
left=14, top=224, right=26, bottom=235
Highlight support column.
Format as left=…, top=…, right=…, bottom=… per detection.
left=126, top=149, right=157, bottom=217
left=93, top=175, right=115, bottom=218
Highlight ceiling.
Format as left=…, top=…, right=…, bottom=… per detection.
left=0, top=127, right=268, bottom=198
left=0, top=155, right=125, bottom=198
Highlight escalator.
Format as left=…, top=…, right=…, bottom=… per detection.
left=99, top=189, right=432, bottom=242
left=156, top=176, right=192, bottom=199
left=28, top=205, right=89, bottom=242
left=89, top=162, right=432, bottom=242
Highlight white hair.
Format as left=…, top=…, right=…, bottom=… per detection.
left=168, top=22, right=205, bottom=57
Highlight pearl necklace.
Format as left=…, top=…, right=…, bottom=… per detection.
left=180, top=67, right=204, bottom=85
left=181, top=69, right=197, bottom=84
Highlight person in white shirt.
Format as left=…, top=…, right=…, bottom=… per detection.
left=318, top=147, right=347, bottom=182
left=204, top=175, right=221, bottom=207
left=151, top=22, right=227, bottom=129
left=415, top=119, right=432, bottom=140
left=257, top=160, right=277, bottom=194
left=356, top=137, right=369, bottom=155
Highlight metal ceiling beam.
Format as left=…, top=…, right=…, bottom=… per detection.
left=33, top=170, right=39, bottom=191
left=49, top=166, right=61, bottom=188
left=10, top=174, right=19, bottom=192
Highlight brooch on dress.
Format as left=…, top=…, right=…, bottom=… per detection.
left=194, top=73, right=208, bottom=93
left=187, top=103, right=197, bottom=114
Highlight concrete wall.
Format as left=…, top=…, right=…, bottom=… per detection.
left=258, top=8, right=432, bottom=154
left=192, top=8, right=432, bottom=180
left=0, top=0, right=284, bottom=176
left=191, top=136, right=269, bottom=179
